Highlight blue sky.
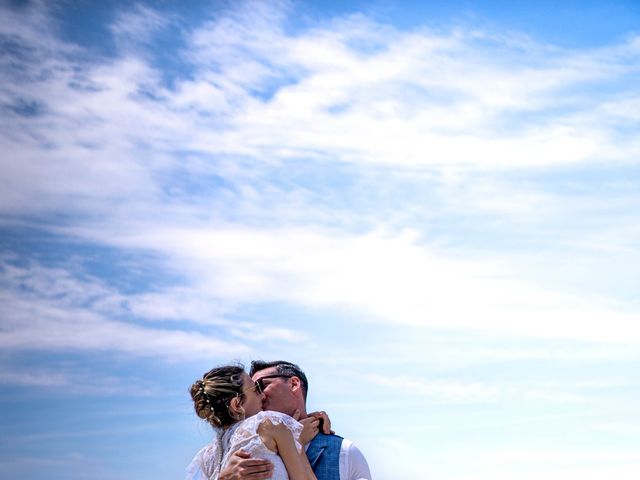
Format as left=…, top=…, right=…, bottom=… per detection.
left=1, top=1, right=640, bottom=479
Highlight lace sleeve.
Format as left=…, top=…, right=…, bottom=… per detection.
left=186, top=438, right=223, bottom=480
left=256, top=411, right=304, bottom=452
left=225, top=410, right=304, bottom=457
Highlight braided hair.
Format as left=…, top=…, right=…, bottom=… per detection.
left=189, top=365, right=246, bottom=429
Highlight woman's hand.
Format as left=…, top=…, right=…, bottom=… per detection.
left=307, top=410, right=333, bottom=435
left=257, top=418, right=290, bottom=453
left=292, top=408, right=334, bottom=445
left=259, top=417, right=317, bottom=480
left=299, top=416, right=321, bottom=445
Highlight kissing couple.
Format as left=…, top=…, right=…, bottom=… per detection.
left=187, top=360, right=371, bottom=480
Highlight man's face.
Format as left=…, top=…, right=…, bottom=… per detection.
left=252, top=367, right=297, bottom=416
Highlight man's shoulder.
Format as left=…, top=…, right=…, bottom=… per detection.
left=312, top=434, right=366, bottom=455
left=308, top=432, right=344, bottom=456
left=312, top=432, right=344, bottom=444
left=338, top=437, right=365, bottom=457
left=339, top=438, right=371, bottom=479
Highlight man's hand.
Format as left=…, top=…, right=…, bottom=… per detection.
left=218, top=450, right=274, bottom=480
left=307, top=410, right=333, bottom=435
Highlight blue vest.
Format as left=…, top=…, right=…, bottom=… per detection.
left=306, top=433, right=343, bottom=480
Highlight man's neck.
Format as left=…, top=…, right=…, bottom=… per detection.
left=262, top=404, right=306, bottom=418
left=279, top=403, right=307, bottom=418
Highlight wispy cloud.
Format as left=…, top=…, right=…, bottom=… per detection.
left=57, top=224, right=640, bottom=344
left=590, top=422, right=640, bottom=434
left=1, top=0, right=638, bottom=362
left=110, top=3, right=172, bottom=46
left=365, top=372, right=603, bottom=404
left=0, top=363, right=156, bottom=395
left=439, top=447, right=640, bottom=475
left=2, top=2, right=639, bottom=479
left=0, top=256, right=251, bottom=362
left=2, top=0, right=639, bottom=221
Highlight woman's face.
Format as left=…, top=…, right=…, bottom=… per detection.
left=239, top=372, right=264, bottom=418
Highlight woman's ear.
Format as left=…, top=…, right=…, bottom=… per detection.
left=229, top=396, right=242, bottom=418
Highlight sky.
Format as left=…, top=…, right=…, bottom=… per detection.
left=1, top=0, right=640, bottom=479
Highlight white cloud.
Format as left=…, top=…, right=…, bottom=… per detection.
left=440, top=447, right=640, bottom=473
left=2, top=5, right=639, bottom=480
left=70, top=225, right=639, bottom=344
left=365, top=372, right=592, bottom=404
left=0, top=363, right=159, bottom=395
left=2, top=0, right=639, bottom=221
left=173, top=8, right=640, bottom=168
left=364, top=440, right=640, bottom=480
left=2, top=0, right=639, bottom=356
left=0, top=257, right=251, bottom=361
left=110, top=3, right=171, bottom=45
left=0, top=290, right=247, bottom=361
left=0, top=251, right=310, bottom=361
left=0, top=366, right=74, bottom=388
left=590, top=422, right=640, bottom=434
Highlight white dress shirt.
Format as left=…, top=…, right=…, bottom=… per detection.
left=338, top=438, right=371, bottom=480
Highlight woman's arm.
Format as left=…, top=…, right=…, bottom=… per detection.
left=258, top=419, right=317, bottom=480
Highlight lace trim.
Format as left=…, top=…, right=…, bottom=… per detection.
left=186, top=411, right=303, bottom=480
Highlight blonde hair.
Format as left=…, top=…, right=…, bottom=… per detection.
left=189, top=365, right=246, bottom=428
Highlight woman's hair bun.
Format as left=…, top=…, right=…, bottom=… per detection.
left=189, top=364, right=245, bottom=429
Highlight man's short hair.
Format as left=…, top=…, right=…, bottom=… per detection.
left=250, top=360, right=309, bottom=401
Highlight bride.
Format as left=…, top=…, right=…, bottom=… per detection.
left=186, top=365, right=317, bottom=480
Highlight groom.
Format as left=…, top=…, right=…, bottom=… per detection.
left=218, top=360, right=371, bottom=480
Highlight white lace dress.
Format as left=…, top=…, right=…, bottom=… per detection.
left=186, top=411, right=304, bottom=480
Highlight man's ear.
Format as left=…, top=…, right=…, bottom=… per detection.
left=290, top=376, right=301, bottom=393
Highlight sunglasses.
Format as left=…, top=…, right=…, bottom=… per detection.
left=239, top=380, right=263, bottom=397
left=254, top=374, right=295, bottom=393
